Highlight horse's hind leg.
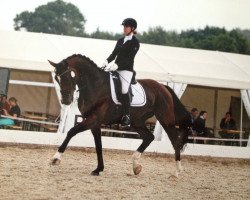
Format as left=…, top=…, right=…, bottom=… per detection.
left=161, top=124, right=183, bottom=177
left=156, top=112, right=183, bottom=177
left=133, top=126, right=155, bottom=175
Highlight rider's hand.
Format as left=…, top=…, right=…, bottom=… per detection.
left=102, top=60, right=108, bottom=69
left=111, top=63, right=118, bottom=71
left=105, top=63, right=118, bottom=71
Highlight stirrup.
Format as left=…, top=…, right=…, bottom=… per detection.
left=121, top=115, right=131, bottom=127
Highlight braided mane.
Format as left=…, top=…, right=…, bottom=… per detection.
left=64, top=54, right=105, bottom=73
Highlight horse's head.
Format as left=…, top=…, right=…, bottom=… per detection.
left=48, top=59, right=77, bottom=105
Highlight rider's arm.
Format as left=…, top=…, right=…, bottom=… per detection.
left=107, top=38, right=123, bottom=63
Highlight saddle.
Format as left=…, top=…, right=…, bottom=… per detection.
left=109, top=71, right=146, bottom=107
left=110, top=71, right=136, bottom=103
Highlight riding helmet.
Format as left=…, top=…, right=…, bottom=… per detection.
left=121, top=18, right=137, bottom=30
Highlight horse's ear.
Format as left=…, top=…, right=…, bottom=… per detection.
left=48, top=60, right=57, bottom=68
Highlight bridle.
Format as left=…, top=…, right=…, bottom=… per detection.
left=55, top=68, right=70, bottom=78
left=54, top=61, right=75, bottom=103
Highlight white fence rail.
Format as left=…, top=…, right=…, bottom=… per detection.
left=0, top=129, right=249, bottom=159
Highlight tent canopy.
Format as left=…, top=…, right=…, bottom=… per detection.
left=1, top=30, right=250, bottom=89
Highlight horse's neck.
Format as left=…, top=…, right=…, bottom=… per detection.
left=77, top=63, right=109, bottom=108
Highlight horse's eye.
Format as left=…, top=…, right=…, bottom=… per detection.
left=71, top=71, right=76, bottom=78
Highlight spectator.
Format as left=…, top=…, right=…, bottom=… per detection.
left=189, top=108, right=199, bottom=128
left=219, top=112, right=238, bottom=145
left=0, top=95, right=10, bottom=115
left=193, top=111, right=214, bottom=144
left=0, top=97, right=21, bottom=126
left=185, top=108, right=199, bottom=142
left=193, top=111, right=208, bottom=137
left=220, top=112, right=236, bottom=130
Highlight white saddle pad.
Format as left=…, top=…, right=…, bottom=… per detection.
left=110, top=74, right=146, bottom=107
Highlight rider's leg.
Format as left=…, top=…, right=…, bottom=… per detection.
left=117, top=70, right=133, bottom=126
left=121, top=93, right=131, bottom=126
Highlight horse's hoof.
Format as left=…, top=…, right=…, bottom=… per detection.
left=168, top=171, right=179, bottom=179
left=133, top=164, right=142, bottom=175
left=50, top=158, right=61, bottom=165
left=91, top=171, right=100, bottom=176
left=168, top=174, right=178, bottom=181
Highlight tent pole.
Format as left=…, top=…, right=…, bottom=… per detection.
left=213, top=89, right=218, bottom=133
left=240, top=98, right=243, bottom=147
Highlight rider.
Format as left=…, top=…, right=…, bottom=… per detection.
left=102, top=18, right=140, bottom=127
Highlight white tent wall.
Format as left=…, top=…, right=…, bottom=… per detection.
left=241, top=90, right=250, bottom=117
left=240, top=90, right=250, bottom=146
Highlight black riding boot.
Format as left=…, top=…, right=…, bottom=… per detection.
left=121, top=93, right=131, bottom=127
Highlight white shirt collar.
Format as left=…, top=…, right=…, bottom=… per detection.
left=123, top=34, right=133, bottom=44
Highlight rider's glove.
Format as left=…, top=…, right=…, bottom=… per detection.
left=110, top=63, right=118, bottom=71
left=103, top=63, right=118, bottom=71
left=101, top=60, right=108, bottom=69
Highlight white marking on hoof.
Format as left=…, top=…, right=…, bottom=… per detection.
left=168, top=172, right=179, bottom=180
left=169, top=161, right=183, bottom=178
left=132, top=151, right=142, bottom=175
left=174, top=170, right=179, bottom=178
left=50, top=151, right=62, bottom=165
left=176, top=161, right=183, bottom=173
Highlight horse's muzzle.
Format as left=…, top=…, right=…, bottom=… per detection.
left=61, top=99, right=72, bottom=105
left=60, top=90, right=73, bottom=105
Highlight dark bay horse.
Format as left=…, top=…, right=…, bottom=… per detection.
left=48, top=54, right=190, bottom=177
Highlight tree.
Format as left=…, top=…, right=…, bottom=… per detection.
left=89, top=28, right=122, bottom=40
left=229, top=29, right=248, bottom=54
left=139, top=26, right=168, bottom=45
left=14, top=0, right=86, bottom=37
left=213, top=33, right=238, bottom=53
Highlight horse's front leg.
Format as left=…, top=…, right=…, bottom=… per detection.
left=50, top=112, right=100, bottom=165
left=50, top=122, right=88, bottom=165
left=90, top=128, right=104, bottom=176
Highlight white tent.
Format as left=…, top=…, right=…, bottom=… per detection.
left=0, top=30, right=250, bottom=150
left=1, top=30, right=250, bottom=89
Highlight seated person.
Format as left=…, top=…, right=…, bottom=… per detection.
left=0, top=95, right=10, bottom=115
left=219, top=112, right=238, bottom=145
left=182, top=108, right=199, bottom=143
left=190, top=108, right=199, bottom=128
left=193, top=111, right=214, bottom=144
left=193, top=111, right=208, bottom=136
left=220, top=112, right=236, bottom=130
left=0, top=97, right=21, bottom=126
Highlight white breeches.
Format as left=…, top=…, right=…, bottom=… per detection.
left=117, top=70, right=133, bottom=94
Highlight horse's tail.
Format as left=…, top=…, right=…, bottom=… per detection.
left=163, top=85, right=190, bottom=151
